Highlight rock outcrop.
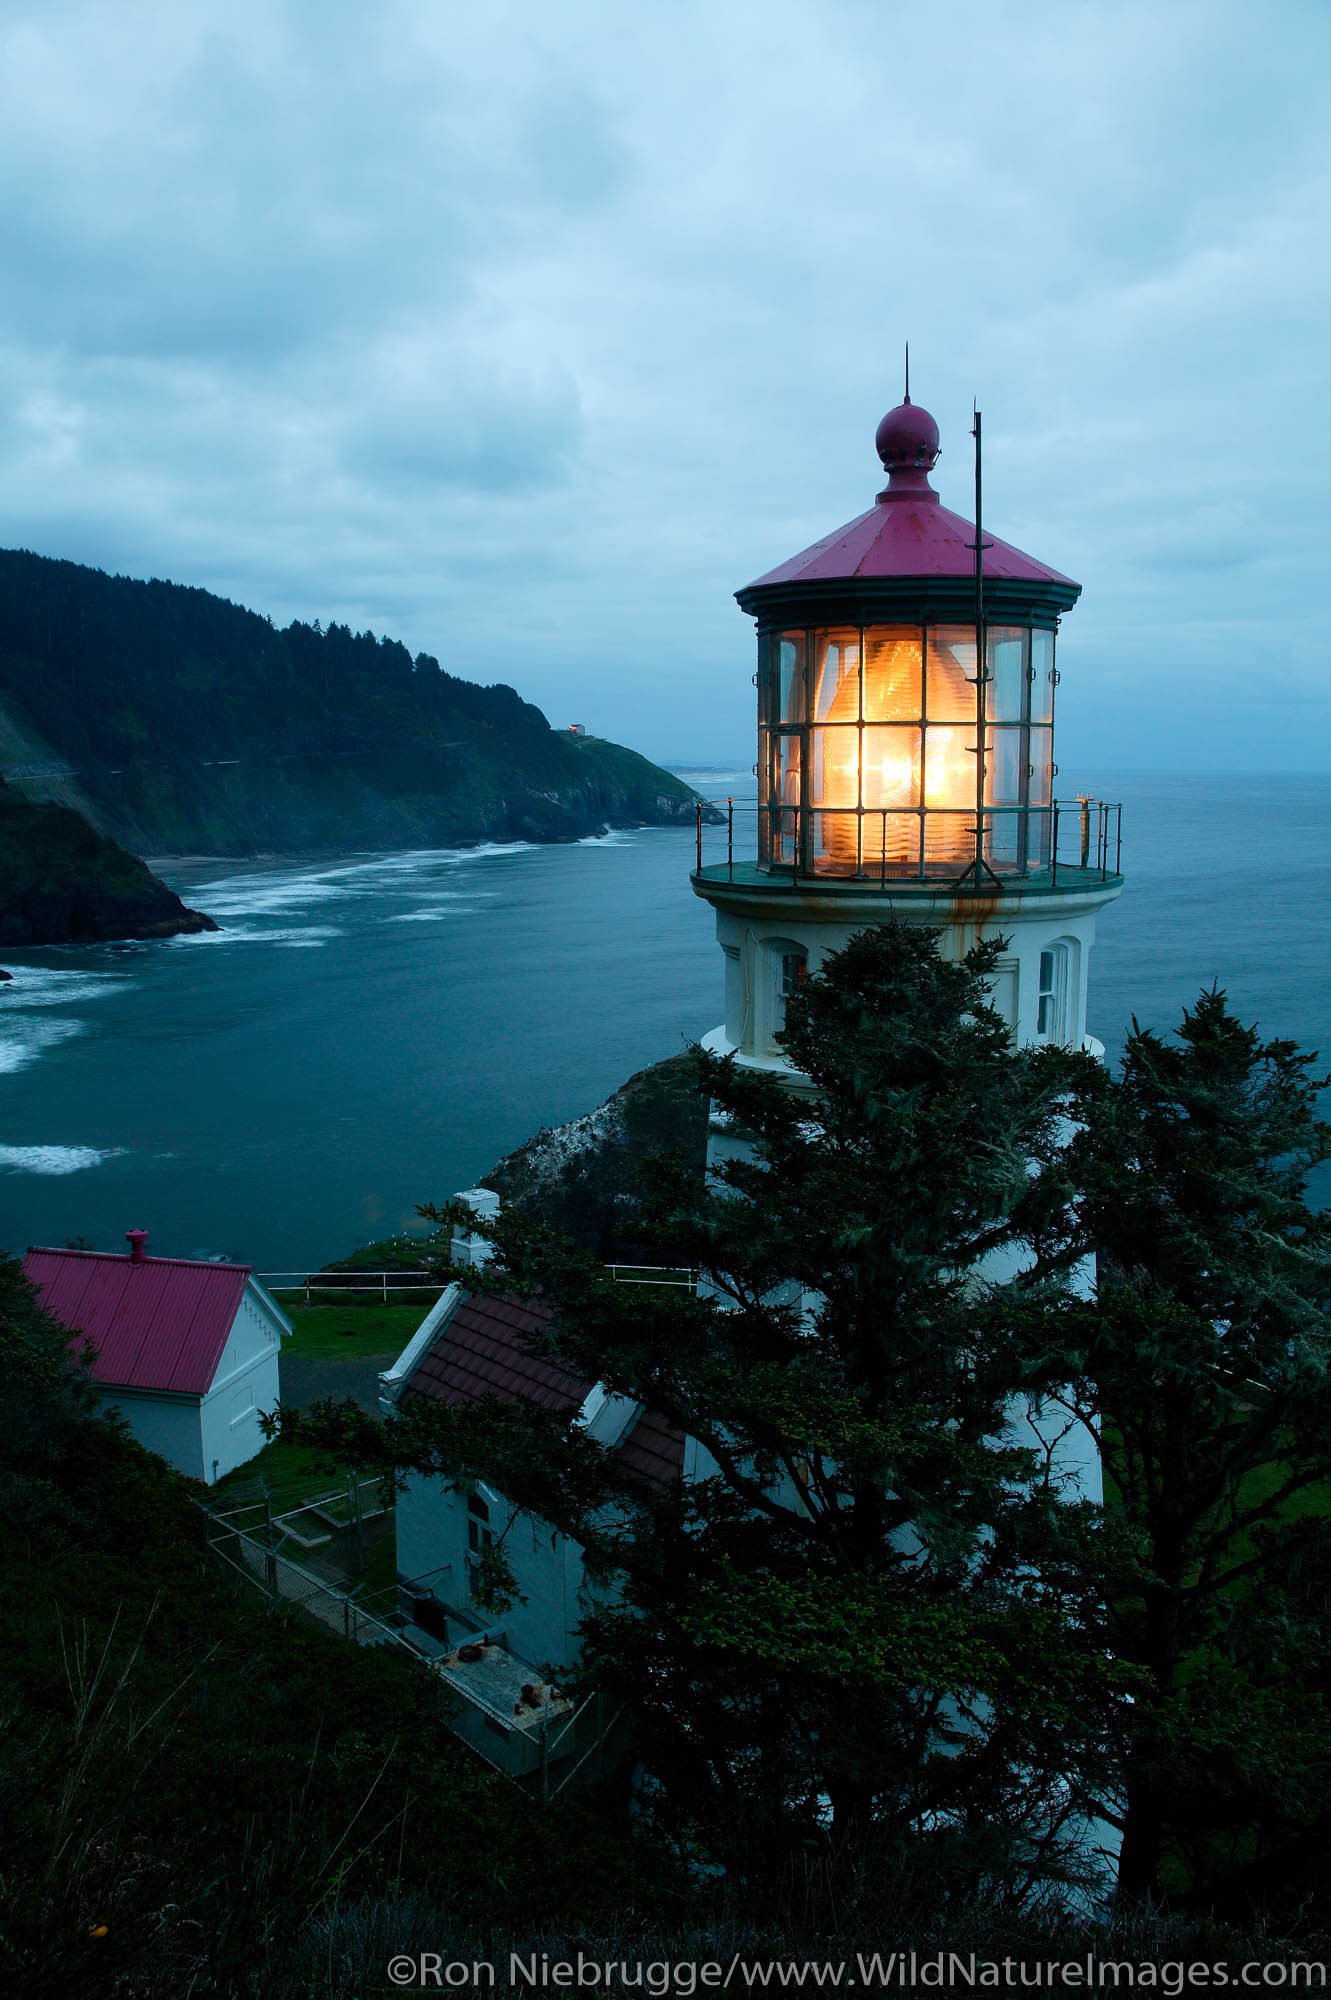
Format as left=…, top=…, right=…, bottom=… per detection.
left=484, top=1053, right=709, bottom=1263
left=0, top=781, right=216, bottom=945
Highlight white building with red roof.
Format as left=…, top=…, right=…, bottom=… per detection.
left=23, top=1229, right=291, bottom=1485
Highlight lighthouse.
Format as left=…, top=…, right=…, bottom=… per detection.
left=692, top=393, right=1123, bottom=1086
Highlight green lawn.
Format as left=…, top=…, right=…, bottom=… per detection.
left=213, top=1435, right=343, bottom=1515
left=277, top=1300, right=434, bottom=1361
left=214, top=1301, right=440, bottom=1608
left=351, top=1529, right=400, bottom=1611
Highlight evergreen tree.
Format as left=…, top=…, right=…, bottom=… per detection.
left=1043, top=990, right=1331, bottom=1911
left=293, top=924, right=1122, bottom=1900
left=0, top=1251, right=100, bottom=1524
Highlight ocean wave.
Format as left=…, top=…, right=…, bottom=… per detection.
left=167, top=924, right=342, bottom=947
left=0, top=968, right=132, bottom=1008
left=186, top=873, right=347, bottom=917
left=0, top=1017, right=86, bottom=1075
left=0, top=1142, right=127, bottom=1176
left=187, top=843, right=540, bottom=917
left=448, top=841, right=539, bottom=862
left=576, top=829, right=635, bottom=847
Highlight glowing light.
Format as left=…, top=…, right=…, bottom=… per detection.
left=809, top=627, right=978, bottom=874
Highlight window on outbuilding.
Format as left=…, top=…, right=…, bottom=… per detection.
left=467, top=1493, right=494, bottom=1556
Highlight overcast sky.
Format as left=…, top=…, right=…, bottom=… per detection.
left=0, top=0, right=1327, bottom=770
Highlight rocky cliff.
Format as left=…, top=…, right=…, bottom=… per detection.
left=484, top=1054, right=710, bottom=1263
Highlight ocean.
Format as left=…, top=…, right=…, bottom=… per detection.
left=1, top=769, right=1328, bottom=1271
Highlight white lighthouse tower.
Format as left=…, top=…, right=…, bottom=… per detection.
left=692, top=394, right=1123, bottom=1093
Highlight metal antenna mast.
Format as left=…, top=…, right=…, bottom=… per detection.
left=956, top=403, right=1001, bottom=890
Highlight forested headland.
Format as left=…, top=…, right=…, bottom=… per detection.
left=0, top=549, right=708, bottom=857
left=0, top=778, right=215, bottom=945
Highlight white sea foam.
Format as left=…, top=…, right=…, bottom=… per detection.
left=187, top=843, right=540, bottom=918
left=0, top=1143, right=126, bottom=1175
left=449, top=841, right=538, bottom=862
left=186, top=873, right=348, bottom=917
left=0, top=1017, right=86, bottom=1074
left=167, top=924, right=342, bottom=947
left=576, top=829, right=634, bottom=847
left=0, top=968, right=132, bottom=1008
left=386, top=910, right=454, bottom=923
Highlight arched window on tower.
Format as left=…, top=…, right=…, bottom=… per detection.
left=765, top=939, right=808, bottom=1047
left=1035, top=941, right=1074, bottom=1044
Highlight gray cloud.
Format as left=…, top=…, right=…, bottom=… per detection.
left=0, top=0, right=1327, bottom=768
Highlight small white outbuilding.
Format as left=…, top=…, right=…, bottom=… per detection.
left=23, top=1230, right=290, bottom=1484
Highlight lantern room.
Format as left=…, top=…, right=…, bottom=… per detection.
left=739, top=398, right=1082, bottom=885
left=692, top=392, right=1124, bottom=1073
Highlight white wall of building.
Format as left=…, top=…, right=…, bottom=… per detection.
left=98, top=1389, right=209, bottom=1481
left=96, top=1278, right=287, bottom=1486
left=697, top=885, right=1118, bottom=1523
left=198, top=1282, right=287, bottom=1484
left=396, top=1472, right=590, bottom=1671
left=701, top=881, right=1120, bottom=1070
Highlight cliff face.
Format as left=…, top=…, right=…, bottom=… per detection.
left=0, top=549, right=714, bottom=856
left=484, top=1053, right=709, bottom=1264
left=0, top=781, right=216, bottom=945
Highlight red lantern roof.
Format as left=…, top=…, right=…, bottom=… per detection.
left=744, top=400, right=1078, bottom=592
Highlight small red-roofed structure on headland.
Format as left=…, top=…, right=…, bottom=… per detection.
left=23, top=1231, right=291, bottom=1484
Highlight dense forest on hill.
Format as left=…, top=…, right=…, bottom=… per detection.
left=0, top=549, right=706, bottom=855
left=0, top=779, right=214, bottom=945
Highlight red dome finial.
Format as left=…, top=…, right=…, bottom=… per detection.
left=874, top=391, right=941, bottom=504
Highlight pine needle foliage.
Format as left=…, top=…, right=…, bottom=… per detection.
left=1037, top=988, right=1331, bottom=1910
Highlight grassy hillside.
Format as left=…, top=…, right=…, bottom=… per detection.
left=0, top=549, right=709, bottom=855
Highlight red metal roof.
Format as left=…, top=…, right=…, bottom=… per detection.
left=744, top=400, right=1077, bottom=592
left=22, top=1247, right=251, bottom=1396
left=402, top=1291, right=684, bottom=1492
left=746, top=494, right=1076, bottom=590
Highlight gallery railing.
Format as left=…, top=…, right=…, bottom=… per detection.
left=694, top=796, right=1122, bottom=889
